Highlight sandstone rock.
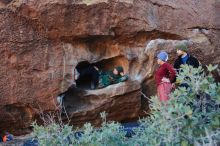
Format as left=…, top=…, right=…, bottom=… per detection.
left=0, top=0, right=219, bottom=135
left=61, top=81, right=141, bottom=127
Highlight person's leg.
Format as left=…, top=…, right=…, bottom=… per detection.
left=157, top=84, right=167, bottom=102
left=157, top=83, right=172, bottom=102
left=90, top=68, right=99, bottom=89
left=165, top=83, right=172, bottom=97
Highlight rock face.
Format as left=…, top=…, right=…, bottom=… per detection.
left=62, top=81, right=141, bottom=126
left=0, top=0, right=219, bottom=135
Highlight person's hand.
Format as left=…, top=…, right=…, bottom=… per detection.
left=94, top=66, right=99, bottom=71
left=120, top=72, right=125, bottom=76
left=74, top=69, right=80, bottom=80
left=172, top=83, right=176, bottom=89
left=162, top=77, right=170, bottom=83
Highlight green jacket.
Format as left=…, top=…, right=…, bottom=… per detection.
left=97, top=71, right=128, bottom=89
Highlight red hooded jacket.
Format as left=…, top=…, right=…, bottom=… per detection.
left=155, top=63, right=176, bottom=87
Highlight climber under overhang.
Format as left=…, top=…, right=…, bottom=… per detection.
left=74, top=65, right=128, bottom=90
left=56, top=57, right=130, bottom=113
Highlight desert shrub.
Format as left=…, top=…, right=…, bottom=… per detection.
left=32, top=65, right=220, bottom=146
left=129, top=65, right=220, bottom=146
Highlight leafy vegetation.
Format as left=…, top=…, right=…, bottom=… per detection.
left=32, top=65, right=220, bottom=146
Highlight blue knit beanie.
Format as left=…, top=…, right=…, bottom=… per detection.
left=157, top=51, right=168, bottom=62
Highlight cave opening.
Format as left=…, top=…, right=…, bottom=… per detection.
left=57, top=55, right=129, bottom=115
left=75, top=56, right=129, bottom=90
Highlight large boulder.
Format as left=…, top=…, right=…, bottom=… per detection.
left=0, top=0, right=219, bottom=135
left=61, top=81, right=141, bottom=126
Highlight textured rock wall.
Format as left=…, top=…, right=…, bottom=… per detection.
left=0, top=0, right=219, bottom=135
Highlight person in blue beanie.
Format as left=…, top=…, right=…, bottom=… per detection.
left=155, top=51, right=176, bottom=102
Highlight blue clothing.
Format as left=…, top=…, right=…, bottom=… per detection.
left=181, top=55, right=189, bottom=64
left=157, top=51, right=168, bottom=61
left=7, top=134, right=13, bottom=141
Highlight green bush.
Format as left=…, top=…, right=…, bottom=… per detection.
left=130, top=65, right=220, bottom=146
left=32, top=65, right=220, bottom=146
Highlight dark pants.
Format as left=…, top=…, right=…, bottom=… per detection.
left=77, top=66, right=99, bottom=88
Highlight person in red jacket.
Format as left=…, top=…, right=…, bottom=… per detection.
left=155, top=51, right=176, bottom=102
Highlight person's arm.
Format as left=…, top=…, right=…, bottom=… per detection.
left=116, top=71, right=128, bottom=82
left=120, top=72, right=125, bottom=76
left=166, top=64, right=176, bottom=83
left=174, top=58, right=181, bottom=73
left=94, top=66, right=99, bottom=71
left=119, top=74, right=128, bottom=82
left=193, top=57, right=200, bottom=68
left=162, top=77, right=170, bottom=83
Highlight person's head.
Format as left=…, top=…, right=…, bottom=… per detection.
left=113, top=66, right=124, bottom=76
left=157, top=51, right=168, bottom=65
left=176, top=44, right=188, bottom=57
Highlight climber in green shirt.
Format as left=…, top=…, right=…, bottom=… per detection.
left=74, top=66, right=128, bottom=89
left=97, top=66, right=129, bottom=89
